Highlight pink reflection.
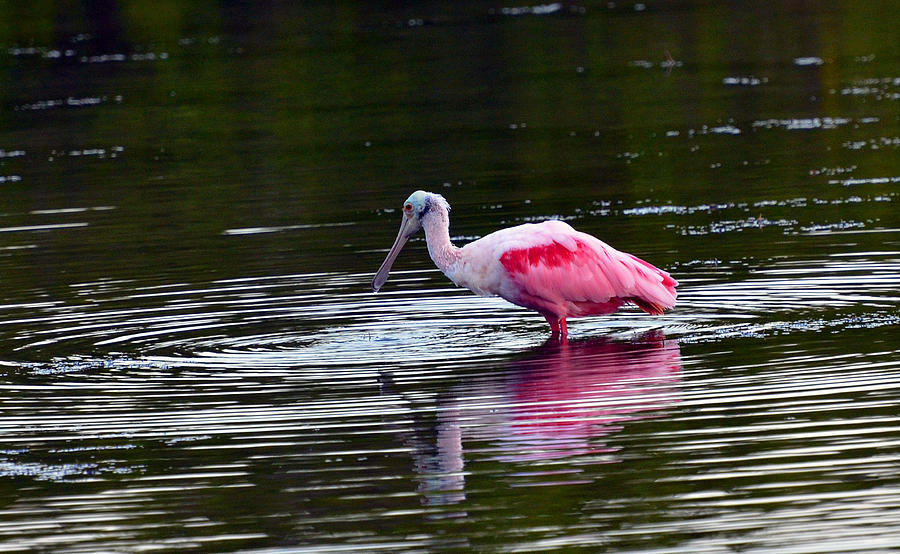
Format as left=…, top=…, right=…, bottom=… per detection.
left=491, top=331, right=681, bottom=461
left=408, top=332, right=682, bottom=507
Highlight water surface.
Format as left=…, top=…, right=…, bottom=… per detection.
left=1, top=2, right=899, bottom=551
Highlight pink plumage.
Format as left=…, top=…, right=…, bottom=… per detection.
left=373, top=191, right=677, bottom=341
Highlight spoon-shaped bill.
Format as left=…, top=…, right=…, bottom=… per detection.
left=372, top=216, right=419, bottom=291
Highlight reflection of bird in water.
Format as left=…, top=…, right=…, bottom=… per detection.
left=381, top=332, right=681, bottom=508
left=378, top=371, right=467, bottom=509
left=372, top=191, right=677, bottom=341
left=484, top=331, right=681, bottom=462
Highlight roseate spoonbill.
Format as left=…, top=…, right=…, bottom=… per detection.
left=372, top=191, right=677, bottom=340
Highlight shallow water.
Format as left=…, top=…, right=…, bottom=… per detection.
left=1, top=2, right=899, bottom=551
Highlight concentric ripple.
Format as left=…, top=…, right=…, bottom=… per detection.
left=3, top=250, right=897, bottom=372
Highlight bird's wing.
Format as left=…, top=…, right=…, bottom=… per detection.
left=495, top=221, right=677, bottom=314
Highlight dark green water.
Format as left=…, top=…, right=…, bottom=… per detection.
left=1, top=2, right=899, bottom=551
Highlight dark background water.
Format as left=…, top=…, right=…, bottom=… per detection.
left=1, top=1, right=899, bottom=551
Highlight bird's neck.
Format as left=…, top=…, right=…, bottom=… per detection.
left=422, top=210, right=462, bottom=274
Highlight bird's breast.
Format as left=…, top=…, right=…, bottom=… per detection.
left=443, top=244, right=506, bottom=297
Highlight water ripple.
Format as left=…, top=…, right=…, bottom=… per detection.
left=1, top=251, right=896, bottom=371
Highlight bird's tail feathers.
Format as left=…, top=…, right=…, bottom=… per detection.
left=628, top=297, right=669, bottom=316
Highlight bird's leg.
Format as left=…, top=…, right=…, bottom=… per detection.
left=543, top=314, right=568, bottom=344
left=543, top=314, right=560, bottom=337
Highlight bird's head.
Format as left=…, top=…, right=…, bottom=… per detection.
left=399, top=190, right=429, bottom=234
left=372, top=190, right=448, bottom=292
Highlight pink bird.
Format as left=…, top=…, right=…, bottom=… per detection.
left=372, top=191, right=677, bottom=341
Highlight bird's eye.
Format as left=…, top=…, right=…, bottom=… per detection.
left=404, top=203, right=413, bottom=212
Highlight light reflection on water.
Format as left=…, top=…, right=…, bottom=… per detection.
left=3, top=251, right=895, bottom=359
left=1, top=201, right=899, bottom=551
left=1, top=262, right=899, bottom=550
